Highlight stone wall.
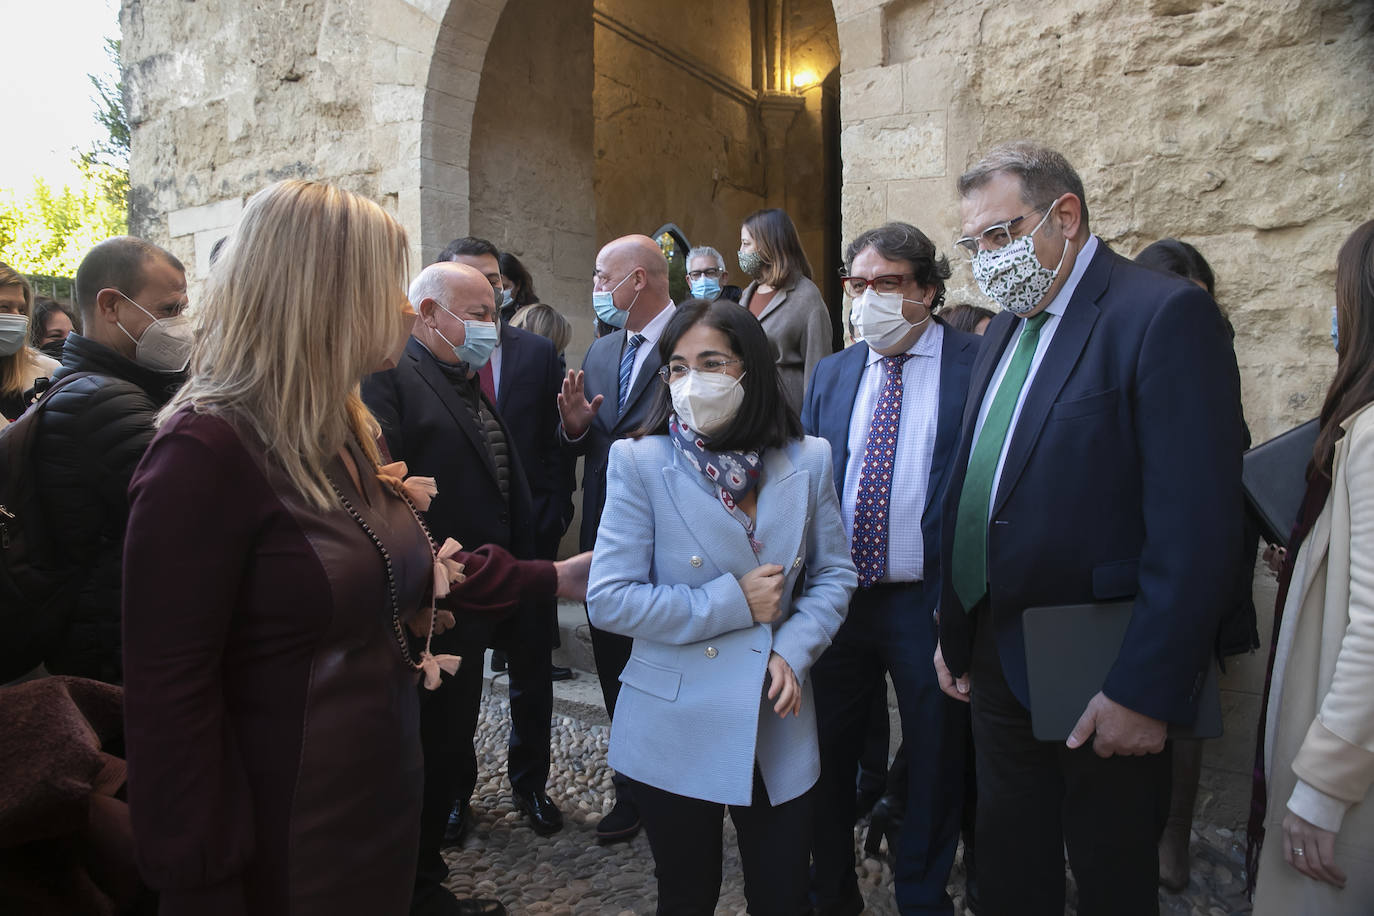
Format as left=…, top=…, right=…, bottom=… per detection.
left=469, top=0, right=596, bottom=346
left=836, top=0, right=1374, bottom=826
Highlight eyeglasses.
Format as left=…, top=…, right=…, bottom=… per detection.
left=954, top=200, right=1058, bottom=259
left=658, top=358, right=743, bottom=383
left=686, top=268, right=725, bottom=281
left=838, top=273, right=918, bottom=297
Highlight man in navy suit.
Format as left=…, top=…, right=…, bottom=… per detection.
left=801, top=222, right=979, bottom=916
left=935, top=142, right=1244, bottom=915
left=557, top=234, right=676, bottom=842
left=364, top=261, right=572, bottom=916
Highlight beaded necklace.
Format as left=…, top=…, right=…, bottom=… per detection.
left=327, top=470, right=440, bottom=672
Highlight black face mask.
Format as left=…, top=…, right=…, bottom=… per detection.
left=40, top=340, right=66, bottom=361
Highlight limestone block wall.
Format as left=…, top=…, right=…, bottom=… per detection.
left=836, top=0, right=1374, bottom=826
left=469, top=0, right=596, bottom=347
left=592, top=0, right=768, bottom=258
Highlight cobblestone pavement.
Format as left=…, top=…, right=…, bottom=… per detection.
left=443, top=692, right=1254, bottom=915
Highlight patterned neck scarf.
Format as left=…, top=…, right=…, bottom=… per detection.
left=668, top=415, right=764, bottom=553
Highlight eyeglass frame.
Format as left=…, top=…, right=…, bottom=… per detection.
left=685, top=267, right=726, bottom=281
left=836, top=272, right=921, bottom=297
left=657, top=358, right=744, bottom=383
left=953, top=197, right=1062, bottom=259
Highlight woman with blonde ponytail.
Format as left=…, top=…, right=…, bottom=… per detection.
left=121, top=180, right=450, bottom=915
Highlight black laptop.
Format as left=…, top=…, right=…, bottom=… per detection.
left=1023, top=601, right=1223, bottom=743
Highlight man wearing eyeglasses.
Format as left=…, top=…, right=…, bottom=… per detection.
left=800, top=222, right=980, bottom=915
left=935, top=141, right=1244, bottom=915
left=684, top=246, right=743, bottom=303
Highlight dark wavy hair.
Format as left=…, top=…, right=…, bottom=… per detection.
left=1134, top=238, right=1215, bottom=297
left=1313, top=219, right=1374, bottom=477
left=636, top=298, right=803, bottom=451
left=843, top=221, right=953, bottom=310
left=499, top=251, right=539, bottom=308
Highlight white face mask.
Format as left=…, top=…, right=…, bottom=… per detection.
left=970, top=207, right=1070, bottom=315
left=853, top=287, right=928, bottom=352
left=670, top=370, right=746, bottom=437
left=0, top=314, right=29, bottom=357
left=117, top=294, right=193, bottom=372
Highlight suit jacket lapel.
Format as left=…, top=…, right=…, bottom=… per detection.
left=829, top=344, right=869, bottom=493
left=990, top=248, right=1112, bottom=518
left=584, top=330, right=623, bottom=429
left=926, top=333, right=975, bottom=517
left=755, top=283, right=791, bottom=323
left=495, top=325, right=520, bottom=414
left=615, top=338, right=663, bottom=432
left=662, top=461, right=758, bottom=575
left=409, top=342, right=500, bottom=485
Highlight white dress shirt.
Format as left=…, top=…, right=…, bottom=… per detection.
left=628, top=300, right=676, bottom=386
left=970, top=235, right=1100, bottom=516
left=487, top=330, right=502, bottom=400
left=840, top=321, right=944, bottom=582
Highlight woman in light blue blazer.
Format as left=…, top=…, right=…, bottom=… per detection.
left=588, top=297, right=858, bottom=915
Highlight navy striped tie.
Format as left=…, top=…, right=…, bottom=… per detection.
left=619, top=333, right=644, bottom=412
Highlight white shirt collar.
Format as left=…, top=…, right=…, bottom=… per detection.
left=1041, top=234, right=1100, bottom=318
left=632, top=299, right=676, bottom=344
left=864, top=318, right=944, bottom=366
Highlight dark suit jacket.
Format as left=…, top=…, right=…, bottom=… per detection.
left=563, top=321, right=667, bottom=552
left=937, top=243, right=1245, bottom=724
left=801, top=323, right=980, bottom=617
left=362, top=337, right=547, bottom=649
left=494, top=324, right=572, bottom=559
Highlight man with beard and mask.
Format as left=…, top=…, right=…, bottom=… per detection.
left=30, top=237, right=192, bottom=683
left=801, top=222, right=979, bottom=916
left=363, top=261, right=590, bottom=916
left=557, top=233, right=677, bottom=843
left=934, top=141, right=1244, bottom=916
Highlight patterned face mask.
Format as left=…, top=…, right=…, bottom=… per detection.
left=970, top=207, right=1070, bottom=315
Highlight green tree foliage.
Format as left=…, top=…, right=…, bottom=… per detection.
left=0, top=37, right=128, bottom=278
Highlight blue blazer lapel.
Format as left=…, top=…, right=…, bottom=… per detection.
left=991, top=248, right=1112, bottom=518
left=408, top=340, right=499, bottom=484
left=825, top=345, right=868, bottom=494
left=754, top=445, right=807, bottom=573
left=662, top=461, right=757, bottom=576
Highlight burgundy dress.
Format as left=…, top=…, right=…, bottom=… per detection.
left=122, top=409, right=433, bottom=915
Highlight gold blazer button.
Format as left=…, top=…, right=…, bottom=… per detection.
left=704, top=646, right=718, bottom=658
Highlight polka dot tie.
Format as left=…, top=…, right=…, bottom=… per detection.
left=851, top=354, right=912, bottom=588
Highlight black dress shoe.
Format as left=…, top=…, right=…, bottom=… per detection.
left=595, top=797, right=641, bottom=843
left=550, top=665, right=574, bottom=681
left=513, top=790, right=564, bottom=836
left=489, top=650, right=508, bottom=673
left=442, top=799, right=473, bottom=847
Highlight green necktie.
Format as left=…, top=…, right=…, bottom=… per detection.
left=951, top=311, right=1052, bottom=612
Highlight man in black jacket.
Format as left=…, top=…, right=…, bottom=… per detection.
left=35, top=236, right=190, bottom=684
left=363, top=261, right=561, bottom=916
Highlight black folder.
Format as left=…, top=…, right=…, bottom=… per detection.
left=1243, top=418, right=1319, bottom=547
left=1023, top=601, right=1223, bottom=742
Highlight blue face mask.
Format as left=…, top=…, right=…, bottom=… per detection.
left=1332, top=304, right=1340, bottom=352
left=592, top=271, right=638, bottom=329
left=436, top=305, right=499, bottom=369
left=689, top=276, right=723, bottom=300
left=501, top=288, right=515, bottom=309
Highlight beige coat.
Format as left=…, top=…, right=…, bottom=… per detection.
left=1254, top=402, right=1374, bottom=914
left=739, top=275, right=832, bottom=413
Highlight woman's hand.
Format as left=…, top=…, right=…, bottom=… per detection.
left=766, top=652, right=801, bottom=718
left=740, top=564, right=785, bottom=623
left=1282, top=810, right=1347, bottom=887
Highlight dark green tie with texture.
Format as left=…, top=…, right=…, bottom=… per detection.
left=951, top=311, right=1052, bottom=612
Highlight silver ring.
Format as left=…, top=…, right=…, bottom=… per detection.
left=1294, top=848, right=1306, bottom=856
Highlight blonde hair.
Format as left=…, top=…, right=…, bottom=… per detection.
left=509, top=302, right=572, bottom=353
left=161, top=180, right=411, bottom=510
left=0, top=262, right=38, bottom=398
